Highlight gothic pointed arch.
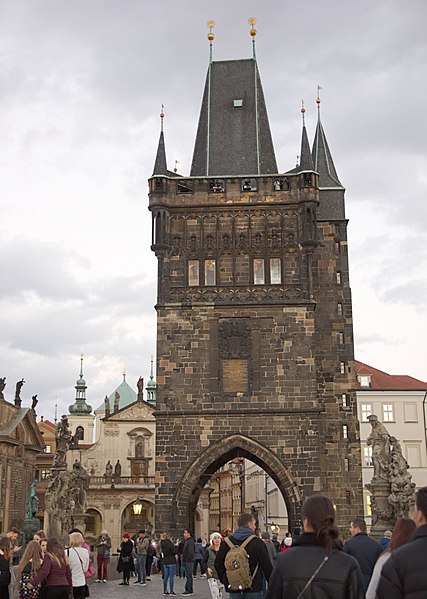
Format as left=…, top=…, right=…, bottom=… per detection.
left=173, top=434, right=301, bottom=531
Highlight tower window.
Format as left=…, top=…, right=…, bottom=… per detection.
left=336, top=271, right=342, bottom=284
left=270, top=258, right=281, bottom=284
left=344, top=458, right=350, bottom=471
left=338, top=332, right=344, bottom=344
left=241, top=178, right=257, bottom=192
left=205, top=260, right=216, bottom=286
left=337, top=303, right=343, bottom=316
left=75, top=426, right=84, bottom=441
left=341, top=394, right=348, bottom=408
left=188, top=260, right=200, bottom=286
left=340, top=361, right=346, bottom=374
left=335, top=241, right=341, bottom=254
left=233, top=99, right=243, bottom=108
left=342, top=425, right=348, bottom=439
left=361, top=404, right=372, bottom=422
left=382, top=404, right=395, bottom=422
left=253, top=259, right=265, bottom=285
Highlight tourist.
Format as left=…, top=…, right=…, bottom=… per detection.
left=279, top=537, right=293, bottom=552
left=3, top=527, right=21, bottom=599
left=66, top=532, right=89, bottom=599
left=271, top=534, right=280, bottom=555
left=134, top=529, right=149, bottom=585
left=17, top=540, right=43, bottom=598
left=95, top=529, right=111, bottom=582
left=117, top=533, right=134, bottom=586
left=69, top=528, right=95, bottom=582
left=33, top=531, right=46, bottom=543
left=176, top=537, right=184, bottom=578
left=215, top=512, right=272, bottom=598
left=376, top=486, right=427, bottom=598
left=203, top=532, right=223, bottom=599
left=27, top=537, right=72, bottom=599
left=343, top=516, right=382, bottom=591
left=366, top=518, right=416, bottom=599
left=181, top=529, right=195, bottom=596
left=379, top=530, right=392, bottom=550
left=193, top=538, right=204, bottom=578
left=265, top=495, right=364, bottom=599
left=160, top=532, right=178, bottom=596
left=40, top=539, right=48, bottom=559
left=0, top=537, right=11, bottom=599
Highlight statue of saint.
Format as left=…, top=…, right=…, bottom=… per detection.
left=114, top=391, right=120, bottom=412
left=114, top=459, right=121, bottom=478
left=71, top=460, right=90, bottom=513
left=25, top=481, right=39, bottom=519
left=104, top=395, right=110, bottom=416
left=105, top=460, right=113, bottom=477
left=0, top=377, right=5, bottom=400
left=366, top=414, right=391, bottom=480
left=52, top=415, right=72, bottom=468
left=137, top=377, right=144, bottom=396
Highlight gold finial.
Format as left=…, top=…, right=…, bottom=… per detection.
left=316, top=85, right=322, bottom=105
left=207, top=20, right=215, bottom=43
left=301, top=100, right=306, bottom=125
left=248, top=17, right=257, bottom=37
left=174, top=160, right=180, bottom=173
left=160, top=104, right=164, bottom=119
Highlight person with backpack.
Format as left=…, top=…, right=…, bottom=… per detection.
left=215, top=513, right=272, bottom=598
left=65, top=532, right=89, bottom=599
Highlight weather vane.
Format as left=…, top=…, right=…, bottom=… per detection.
left=160, top=104, right=165, bottom=131
left=207, top=20, right=215, bottom=62
left=248, top=17, right=257, bottom=58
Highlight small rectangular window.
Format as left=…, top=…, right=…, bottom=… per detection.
left=338, top=332, right=344, bottom=344
left=366, top=494, right=372, bottom=516
left=342, top=425, right=348, bottom=439
left=188, top=260, right=199, bottom=286
left=337, top=303, right=343, bottom=316
left=44, top=445, right=51, bottom=453
left=335, top=241, right=341, bottom=254
left=340, top=361, right=346, bottom=374
left=383, top=404, right=394, bottom=422
left=270, top=258, right=281, bottom=284
left=364, top=446, right=373, bottom=467
left=344, top=458, right=350, bottom=471
left=336, top=271, right=342, bottom=284
left=361, top=404, right=372, bottom=422
left=253, top=259, right=265, bottom=285
left=359, top=375, right=371, bottom=388
left=205, top=260, right=216, bottom=286
left=342, top=394, right=348, bottom=407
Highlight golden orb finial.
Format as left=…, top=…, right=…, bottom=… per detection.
left=301, top=99, right=306, bottom=114
left=248, top=17, right=257, bottom=38
left=207, top=20, right=215, bottom=43
left=316, top=84, right=322, bottom=105
left=160, top=104, right=164, bottom=119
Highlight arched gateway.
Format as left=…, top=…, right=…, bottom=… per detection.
left=150, top=37, right=363, bottom=536
left=174, top=434, right=301, bottom=532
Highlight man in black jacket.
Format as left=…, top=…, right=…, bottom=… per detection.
left=343, top=516, right=382, bottom=591
left=215, top=513, right=272, bottom=598
left=182, top=528, right=195, bottom=596
left=376, top=486, right=427, bottom=599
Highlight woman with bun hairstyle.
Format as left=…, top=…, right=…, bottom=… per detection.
left=265, top=495, right=365, bottom=599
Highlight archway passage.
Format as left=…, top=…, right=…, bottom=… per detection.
left=171, top=434, right=301, bottom=535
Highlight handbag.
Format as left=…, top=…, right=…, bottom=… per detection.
left=296, top=555, right=329, bottom=599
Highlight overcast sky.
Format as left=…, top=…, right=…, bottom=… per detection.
left=0, top=0, right=426, bottom=419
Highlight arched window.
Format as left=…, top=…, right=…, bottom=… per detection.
left=75, top=426, right=84, bottom=441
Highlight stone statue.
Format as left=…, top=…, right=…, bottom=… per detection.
left=104, top=395, right=110, bottom=417
left=15, top=378, right=25, bottom=407
left=0, top=377, right=5, bottom=400
left=52, top=415, right=72, bottom=468
left=31, top=395, right=38, bottom=410
left=114, top=459, right=121, bottom=478
left=105, top=460, right=113, bottom=478
left=366, top=414, right=391, bottom=480
left=26, top=481, right=39, bottom=518
left=137, top=377, right=144, bottom=398
left=114, top=391, right=120, bottom=412
left=71, top=460, right=90, bottom=513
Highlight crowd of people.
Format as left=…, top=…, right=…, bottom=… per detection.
left=1, top=485, right=426, bottom=599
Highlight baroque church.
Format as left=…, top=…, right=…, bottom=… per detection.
left=149, top=23, right=363, bottom=534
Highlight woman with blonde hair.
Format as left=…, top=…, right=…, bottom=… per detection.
left=66, top=532, right=89, bottom=599
left=17, top=540, right=43, bottom=598
left=27, top=538, right=71, bottom=599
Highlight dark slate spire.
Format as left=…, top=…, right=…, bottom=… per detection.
left=191, top=58, right=278, bottom=177
left=299, top=102, right=314, bottom=171
left=312, top=95, right=345, bottom=220
left=312, top=100, right=342, bottom=188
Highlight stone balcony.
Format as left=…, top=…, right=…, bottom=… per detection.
left=89, top=475, right=155, bottom=490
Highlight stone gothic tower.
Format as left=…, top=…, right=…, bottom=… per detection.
left=149, top=36, right=362, bottom=533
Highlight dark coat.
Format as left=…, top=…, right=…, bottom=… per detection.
left=160, top=539, right=178, bottom=566
left=265, top=533, right=365, bottom=599
left=376, top=524, right=427, bottom=599
left=215, top=532, right=273, bottom=593
left=343, top=531, right=382, bottom=590
left=117, top=540, right=134, bottom=574
left=0, top=553, right=11, bottom=587
left=182, top=537, right=195, bottom=563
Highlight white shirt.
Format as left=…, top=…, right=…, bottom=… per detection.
left=365, top=551, right=390, bottom=599
left=66, top=546, right=90, bottom=587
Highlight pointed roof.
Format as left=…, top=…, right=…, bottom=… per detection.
left=312, top=109, right=343, bottom=188
left=95, top=375, right=137, bottom=412
left=355, top=360, right=427, bottom=390
left=69, top=355, right=92, bottom=415
left=152, top=130, right=168, bottom=176
left=191, top=58, right=278, bottom=176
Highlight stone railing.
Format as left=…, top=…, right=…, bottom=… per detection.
left=89, top=476, right=155, bottom=488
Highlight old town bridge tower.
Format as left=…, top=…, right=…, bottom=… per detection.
left=149, top=29, right=362, bottom=533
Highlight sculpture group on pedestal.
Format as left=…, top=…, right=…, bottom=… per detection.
left=366, top=415, right=416, bottom=533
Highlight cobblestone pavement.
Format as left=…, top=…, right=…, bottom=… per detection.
left=88, top=573, right=211, bottom=599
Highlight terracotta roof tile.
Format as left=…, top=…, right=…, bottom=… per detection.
left=355, top=360, right=427, bottom=390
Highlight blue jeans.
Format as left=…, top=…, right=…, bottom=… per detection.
left=163, top=563, right=176, bottom=593
left=137, top=554, right=147, bottom=582
left=183, top=561, right=194, bottom=593
left=228, top=592, right=263, bottom=599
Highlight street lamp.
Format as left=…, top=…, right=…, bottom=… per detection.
left=133, top=498, right=143, bottom=516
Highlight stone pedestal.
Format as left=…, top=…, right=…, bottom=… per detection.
left=22, top=517, right=41, bottom=546
left=366, top=479, right=393, bottom=538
